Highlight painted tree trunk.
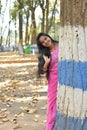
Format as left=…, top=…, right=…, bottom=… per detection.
left=54, top=0, right=87, bottom=130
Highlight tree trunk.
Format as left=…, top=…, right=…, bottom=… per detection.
left=19, top=12, right=23, bottom=44
left=48, top=0, right=57, bottom=33
left=25, top=11, right=29, bottom=45
left=54, top=0, right=87, bottom=130
left=45, top=0, right=49, bottom=33
left=39, top=0, right=45, bottom=32
left=17, top=0, right=23, bottom=55
left=31, top=9, right=36, bottom=44
left=18, top=12, right=23, bottom=54
left=41, top=9, right=45, bottom=32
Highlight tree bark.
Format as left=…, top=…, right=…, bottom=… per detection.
left=31, top=9, right=36, bottom=44
left=18, top=0, right=23, bottom=54
left=45, top=0, right=49, bottom=33
left=25, top=11, right=29, bottom=45
left=54, top=0, right=87, bottom=130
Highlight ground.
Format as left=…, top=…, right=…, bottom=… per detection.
left=0, top=51, right=48, bottom=130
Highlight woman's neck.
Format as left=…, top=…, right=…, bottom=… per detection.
left=49, top=43, right=57, bottom=52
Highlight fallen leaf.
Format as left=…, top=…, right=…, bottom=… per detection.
left=0, top=121, right=3, bottom=124
left=2, top=118, right=9, bottom=122
left=32, top=98, right=38, bottom=103
left=33, top=118, right=38, bottom=122
left=13, top=123, right=21, bottom=129
left=34, top=114, right=40, bottom=118
left=40, top=106, right=46, bottom=110
left=28, top=108, right=37, bottom=114
left=0, top=113, right=7, bottom=119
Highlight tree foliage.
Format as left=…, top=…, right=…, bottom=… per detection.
left=0, top=0, right=59, bottom=47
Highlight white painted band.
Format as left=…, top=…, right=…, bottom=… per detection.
left=57, top=85, right=87, bottom=118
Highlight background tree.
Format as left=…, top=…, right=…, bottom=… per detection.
left=0, top=0, right=59, bottom=51
left=29, top=0, right=39, bottom=44
left=17, top=0, right=23, bottom=45
left=0, top=0, right=2, bottom=46
left=39, top=0, right=46, bottom=32
left=10, top=0, right=24, bottom=54
left=10, top=1, right=18, bottom=46
left=39, top=0, right=58, bottom=34
left=46, top=0, right=57, bottom=33
left=45, top=0, right=49, bottom=33
left=54, top=0, right=87, bottom=130
left=23, top=2, right=30, bottom=45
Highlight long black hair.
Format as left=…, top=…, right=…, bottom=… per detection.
left=36, top=32, right=58, bottom=78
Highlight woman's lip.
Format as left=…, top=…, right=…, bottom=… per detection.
left=46, top=41, right=50, bottom=45
left=46, top=43, right=50, bottom=46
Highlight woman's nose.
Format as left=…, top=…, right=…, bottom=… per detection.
left=44, top=40, right=47, bottom=44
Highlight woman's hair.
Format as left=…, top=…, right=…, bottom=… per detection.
left=36, top=32, right=58, bottom=79
left=37, top=51, right=50, bottom=79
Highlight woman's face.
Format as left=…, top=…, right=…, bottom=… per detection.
left=39, top=35, right=52, bottom=47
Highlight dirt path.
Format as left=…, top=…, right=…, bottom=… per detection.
left=0, top=52, right=47, bottom=130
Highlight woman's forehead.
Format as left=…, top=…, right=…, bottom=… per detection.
left=39, top=36, right=46, bottom=41
left=40, top=35, right=48, bottom=40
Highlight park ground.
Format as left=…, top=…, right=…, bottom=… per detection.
left=0, top=51, right=48, bottom=130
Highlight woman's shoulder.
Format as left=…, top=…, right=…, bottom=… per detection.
left=55, top=45, right=59, bottom=51
left=51, top=46, right=58, bottom=55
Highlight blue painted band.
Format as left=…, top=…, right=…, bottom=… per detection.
left=58, top=60, right=87, bottom=91
left=54, top=111, right=87, bottom=130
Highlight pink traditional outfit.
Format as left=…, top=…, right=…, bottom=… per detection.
left=46, top=47, right=58, bottom=130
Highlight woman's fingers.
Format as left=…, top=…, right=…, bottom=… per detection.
left=43, top=55, right=50, bottom=63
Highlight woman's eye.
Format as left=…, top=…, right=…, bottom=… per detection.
left=45, top=37, right=47, bottom=40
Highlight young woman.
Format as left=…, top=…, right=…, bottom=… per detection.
left=36, top=32, right=59, bottom=130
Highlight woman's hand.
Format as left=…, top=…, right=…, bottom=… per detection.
left=43, top=55, right=50, bottom=72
